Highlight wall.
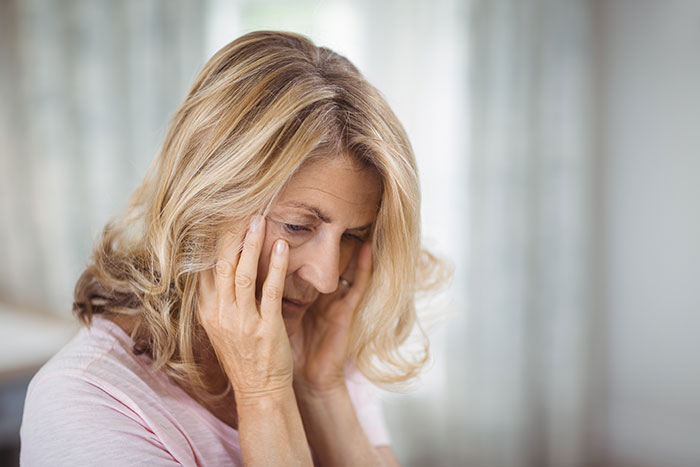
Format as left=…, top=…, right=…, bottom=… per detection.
left=594, top=1, right=700, bottom=465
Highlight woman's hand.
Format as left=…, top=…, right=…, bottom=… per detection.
left=289, top=241, right=373, bottom=397
left=198, top=217, right=314, bottom=466
left=288, top=242, right=392, bottom=466
left=198, top=215, right=293, bottom=401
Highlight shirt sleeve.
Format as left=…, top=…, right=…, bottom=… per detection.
left=20, top=372, right=184, bottom=467
left=345, top=365, right=391, bottom=447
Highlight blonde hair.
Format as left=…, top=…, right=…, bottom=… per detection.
left=74, top=31, right=447, bottom=394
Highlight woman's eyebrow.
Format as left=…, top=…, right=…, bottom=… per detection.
left=348, top=223, right=373, bottom=232
left=282, top=202, right=331, bottom=223
left=280, top=202, right=374, bottom=231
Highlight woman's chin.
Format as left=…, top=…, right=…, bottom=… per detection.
left=282, top=313, right=303, bottom=336
left=281, top=304, right=307, bottom=336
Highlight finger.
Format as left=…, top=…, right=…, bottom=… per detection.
left=342, top=242, right=373, bottom=309
left=218, top=229, right=242, bottom=270
left=215, top=261, right=236, bottom=320
left=196, top=267, right=217, bottom=326
left=260, top=239, right=289, bottom=320
left=234, top=215, right=265, bottom=315
left=199, top=266, right=216, bottom=306
left=200, top=265, right=215, bottom=295
left=214, top=231, right=241, bottom=318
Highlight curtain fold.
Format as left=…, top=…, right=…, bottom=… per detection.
left=463, top=1, right=593, bottom=466
left=0, top=0, right=206, bottom=313
left=1, top=1, right=595, bottom=465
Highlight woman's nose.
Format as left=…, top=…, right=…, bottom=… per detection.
left=296, top=237, right=340, bottom=294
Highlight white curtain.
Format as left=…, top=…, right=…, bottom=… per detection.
left=1, top=1, right=595, bottom=465
left=460, top=0, right=593, bottom=466
left=0, top=0, right=205, bottom=313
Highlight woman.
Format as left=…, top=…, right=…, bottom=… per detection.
left=21, top=31, right=446, bottom=466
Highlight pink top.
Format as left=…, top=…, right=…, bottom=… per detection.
left=20, top=316, right=390, bottom=466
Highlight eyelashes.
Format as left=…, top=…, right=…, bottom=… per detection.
left=283, top=223, right=366, bottom=242
left=284, top=223, right=310, bottom=234
left=343, top=232, right=366, bottom=242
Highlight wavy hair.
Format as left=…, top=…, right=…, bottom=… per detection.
left=74, top=31, right=448, bottom=395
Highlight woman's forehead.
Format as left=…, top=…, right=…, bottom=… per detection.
left=274, top=156, right=381, bottom=220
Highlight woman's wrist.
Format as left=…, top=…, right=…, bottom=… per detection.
left=293, top=381, right=385, bottom=466
left=293, top=379, right=349, bottom=405
left=236, top=384, right=313, bottom=466
left=234, top=383, right=296, bottom=408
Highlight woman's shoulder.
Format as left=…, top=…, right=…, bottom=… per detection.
left=21, top=315, right=164, bottom=430
left=20, top=315, right=243, bottom=465
left=19, top=317, right=178, bottom=464
left=26, top=315, right=150, bottom=391
left=20, top=360, right=187, bottom=466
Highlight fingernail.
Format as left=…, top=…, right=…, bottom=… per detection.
left=275, top=239, right=287, bottom=254
left=250, top=215, right=262, bottom=232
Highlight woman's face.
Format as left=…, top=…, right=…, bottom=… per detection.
left=256, top=155, right=382, bottom=335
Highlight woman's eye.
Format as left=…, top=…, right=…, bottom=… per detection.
left=342, top=232, right=365, bottom=242
left=284, top=223, right=311, bottom=235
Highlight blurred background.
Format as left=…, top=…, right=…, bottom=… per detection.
left=1, top=0, right=699, bottom=466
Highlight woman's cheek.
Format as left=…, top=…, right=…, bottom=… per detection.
left=255, top=224, right=301, bottom=291
left=338, top=243, right=360, bottom=279
left=268, top=220, right=304, bottom=248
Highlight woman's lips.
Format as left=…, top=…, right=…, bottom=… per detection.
left=282, top=298, right=313, bottom=310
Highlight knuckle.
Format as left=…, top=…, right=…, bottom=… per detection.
left=337, top=298, right=356, bottom=314
left=262, top=284, right=282, bottom=301
left=199, top=313, right=211, bottom=327
left=244, top=236, right=260, bottom=250
left=235, top=273, right=254, bottom=289
left=270, top=260, right=286, bottom=274
left=215, top=261, right=232, bottom=277
left=199, top=310, right=216, bottom=328
left=241, top=318, right=258, bottom=335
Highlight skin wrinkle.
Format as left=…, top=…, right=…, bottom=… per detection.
left=255, top=156, right=381, bottom=337
left=270, top=203, right=374, bottom=234
left=286, top=186, right=378, bottom=206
